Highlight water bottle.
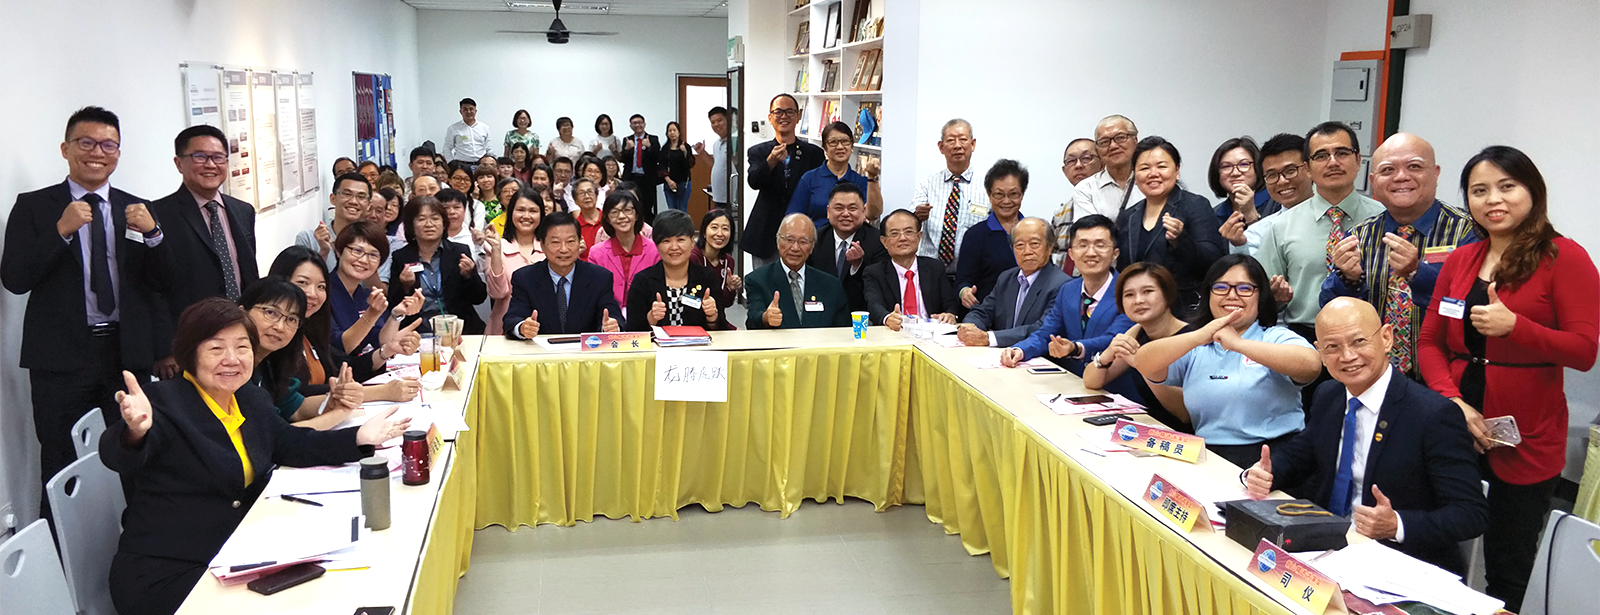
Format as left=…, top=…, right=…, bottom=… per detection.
left=359, top=456, right=391, bottom=530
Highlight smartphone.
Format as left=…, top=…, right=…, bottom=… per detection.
left=1065, top=394, right=1114, bottom=405
left=1027, top=365, right=1068, bottom=375
left=246, top=563, right=324, bottom=596
left=1083, top=413, right=1131, bottom=427
left=355, top=608, right=396, bottom=615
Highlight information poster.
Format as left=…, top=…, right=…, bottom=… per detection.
left=222, top=69, right=256, bottom=206
left=249, top=71, right=281, bottom=210
left=183, top=64, right=222, bottom=128
left=275, top=72, right=302, bottom=199
left=297, top=73, right=319, bottom=195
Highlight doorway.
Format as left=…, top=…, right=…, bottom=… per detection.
left=676, top=74, right=728, bottom=223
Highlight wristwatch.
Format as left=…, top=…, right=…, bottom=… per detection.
left=1091, top=352, right=1112, bottom=369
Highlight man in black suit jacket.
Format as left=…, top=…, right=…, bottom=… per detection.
left=745, top=214, right=851, bottom=329
left=1245, top=298, right=1487, bottom=574
left=806, top=183, right=887, bottom=312
left=740, top=94, right=825, bottom=266
left=1, top=106, right=172, bottom=518
left=959, top=218, right=1070, bottom=347
left=504, top=211, right=622, bottom=337
left=863, top=210, right=961, bottom=328
left=150, top=125, right=259, bottom=378
left=620, top=114, right=664, bottom=224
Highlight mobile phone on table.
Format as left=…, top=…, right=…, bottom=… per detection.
left=1027, top=365, right=1068, bottom=375
left=548, top=336, right=582, bottom=344
left=1065, top=394, right=1114, bottom=405
left=355, top=608, right=396, bottom=615
left=246, top=563, right=325, bottom=596
left=1083, top=413, right=1131, bottom=427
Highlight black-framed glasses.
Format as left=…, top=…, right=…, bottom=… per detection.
left=1210, top=282, right=1257, bottom=297
left=185, top=152, right=228, bottom=166
left=1264, top=164, right=1303, bottom=183
left=251, top=304, right=302, bottom=329
left=1219, top=160, right=1254, bottom=174
left=72, top=137, right=120, bottom=154
left=1309, top=148, right=1358, bottom=163
left=824, top=138, right=853, bottom=148
left=769, top=108, right=800, bottom=118
left=1096, top=133, right=1135, bottom=148
left=1064, top=153, right=1099, bottom=166
left=344, top=246, right=382, bottom=263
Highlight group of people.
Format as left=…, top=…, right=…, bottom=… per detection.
left=5, top=93, right=1594, bottom=615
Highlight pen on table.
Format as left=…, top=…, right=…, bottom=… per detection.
left=1078, top=448, right=1106, bottom=458
left=280, top=494, right=324, bottom=507
left=1050, top=394, right=1061, bottom=403
left=285, top=489, right=360, bottom=497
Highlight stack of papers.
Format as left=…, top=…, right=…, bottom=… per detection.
left=335, top=400, right=470, bottom=445
left=1307, top=540, right=1504, bottom=615
left=1037, top=393, right=1145, bottom=415
left=653, top=325, right=712, bottom=347
left=208, top=513, right=366, bottom=583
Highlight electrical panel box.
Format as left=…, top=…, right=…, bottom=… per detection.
left=1390, top=14, right=1432, bottom=50
left=1328, top=58, right=1383, bottom=194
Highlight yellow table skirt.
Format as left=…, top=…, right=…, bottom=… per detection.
left=411, top=433, right=479, bottom=614
left=469, top=346, right=914, bottom=529
left=910, top=351, right=1290, bottom=615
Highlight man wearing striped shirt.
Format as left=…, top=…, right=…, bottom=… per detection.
left=1321, top=133, right=1476, bottom=379
left=910, top=119, right=990, bottom=278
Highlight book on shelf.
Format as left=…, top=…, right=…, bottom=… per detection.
left=819, top=99, right=841, bottom=132
left=795, top=65, right=808, bottom=92
left=823, top=3, right=842, bottom=48
left=794, top=21, right=810, bottom=55
left=849, top=50, right=869, bottom=91
left=852, top=49, right=880, bottom=91
left=820, top=59, right=839, bottom=92
left=849, top=0, right=874, bottom=43
left=868, top=49, right=884, bottom=90
left=797, top=99, right=809, bottom=135
left=794, top=0, right=810, bottom=8
left=856, top=102, right=881, bottom=147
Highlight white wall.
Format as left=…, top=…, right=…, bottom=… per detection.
left=0, top=0, right=419, bottom=530
left=415, top=10, right=728, bottom=161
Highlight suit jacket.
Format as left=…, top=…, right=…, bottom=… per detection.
left=1, top=181, right=172, bottom=371
left=739, top=139, right=826, bottom=259
left=624, top=262, right=731, bottom=331
left=502, top=260, right=622, bottom=336
left=862, top=257, right=960, bottom=325
left=387, top=239, right=489, bottom=334
left=1115, top=188, right=1226, bottom=307
left=744, top=262, right=851, bottom=329
left=149, top=186, right=259, bottom=355
left=963, top=265, right=1071, bottom=347
left=1015, top=274, right=1135, bottom=384
left=99, top=380, right=365, bottom=564
left=1271, top=371, right=1489, bottom=575
left=807, top=223, right=888, bottom=313
left=620, top=133, right=663, bottom=185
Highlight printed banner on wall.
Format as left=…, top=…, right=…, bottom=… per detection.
left=275, top=72, right=302, bottom=200
left=183, top=64, right=222, bottom=128
left=250, top=71, right=281, bottom=210
left=222, top=69, right=256, bottom=206
left=297, top=73, right=319, bottom=195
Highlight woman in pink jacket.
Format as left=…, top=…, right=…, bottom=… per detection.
left=585, top=190, right=659, bottom=313
left=484, top=187, right=547, bottom=335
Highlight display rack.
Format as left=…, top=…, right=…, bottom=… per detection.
left=786, top=0, right=884, bottom=169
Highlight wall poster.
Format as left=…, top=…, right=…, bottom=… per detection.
left=221, top=69, right=256, bottom=206
left=249, top=71, right=281, bottom=210
left=297, top=73, right=320, bottom=194
left=275, top=72, right=302, bottom=199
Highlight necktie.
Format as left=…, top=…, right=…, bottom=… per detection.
left=788, top=270, right=804, bottom=315
left=555, top=277, right=569, bottom=330
left=633, top=136, right=644, bottom=172
left=1013, top=275, right=1031, bottom=325
left=938, top=177, right=962, bottom=266
left=837, top=239, right=849, bottom=276
left=1329, top=397, right=1363, bottom=517
left=1324, top=206, right=1347, bottom=275
left=1385, top=225, right=1418, bottom=374
left=205, top=201, right=240, bottom=301
left=1081, top=293, right=1094, bottom=330
left=902, top=270, right=918, bottom=317
left=84, top=193, right=115, bottom=315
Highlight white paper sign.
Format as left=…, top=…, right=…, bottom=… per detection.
left=654, top=350, right=729, bottom=402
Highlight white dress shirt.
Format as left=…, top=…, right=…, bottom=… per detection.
left=910, top=167, right=990, bottom=262
left=1341, top=366, right=1405, bottom=542
left=66, top=179, right=163, bottom=324
left=708, top=136, right=730, bottom=203
left=890, top=259, right=926, bottom=320
left=446, top=120, right=493, bottom=161
left=832, top=229, right=861, bottom=276
left=1070, top=168, right=1135, bottom=222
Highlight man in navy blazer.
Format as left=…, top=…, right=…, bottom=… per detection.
left=1245, top=298, right=1487, bottom=575
left=503, top=212, right=622, bottom=337
left=958, top=218, right=1069, bottom=347
left=1002, top=215, right=1133, bottom=388
left=806, top=183, right=887, bottom=312
left=863, top=210, right=960, bottom=328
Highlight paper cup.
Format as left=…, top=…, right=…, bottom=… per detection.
left=851, top=311, right=869, bottom=340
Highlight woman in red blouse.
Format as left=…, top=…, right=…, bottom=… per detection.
left=1418, top=146, right=1599, bottom=611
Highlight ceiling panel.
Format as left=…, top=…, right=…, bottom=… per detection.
left=401, top=0, right=729, bottom=18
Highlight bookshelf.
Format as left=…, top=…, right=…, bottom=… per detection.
left=786, top=0, right=884, bottom=169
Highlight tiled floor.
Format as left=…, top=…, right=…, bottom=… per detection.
left=453, top=499, right=1011, bottom=614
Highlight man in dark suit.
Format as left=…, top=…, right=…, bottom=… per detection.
left=620, top=114, right=663, bottom=225
left=740, top=94, right=825, bottom=268
left=959, top=218, right=1070, bottom=347
left=1, top=106, right=172, bottom=518
left=504, top=211, right=622, bottom=337
left=1002, top=215, right=1134, bottom=385
left=150, top=124, right=259, bottom=379
left=1245, top=298, right=1488, bottom=575
left=863, top=209, right=961, bottom=329
left=806, top=182, right=886, bottom=312
left=746, top=213, right=851, bottom=329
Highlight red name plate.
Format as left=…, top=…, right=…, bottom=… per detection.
left=1111, top=419, right=1206, bottom=463
left=1246, top=539, right=1345, bottom=614
left=579, top=332, right=653, bottom=352
left=1143, top=473, right=1211, bottom=532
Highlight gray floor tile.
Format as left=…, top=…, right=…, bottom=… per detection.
left=880, top=590, right=1012, bottom=615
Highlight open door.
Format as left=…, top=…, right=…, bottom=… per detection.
left=676, top=74, right=728, bottom=223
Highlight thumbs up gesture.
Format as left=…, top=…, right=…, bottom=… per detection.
left=700, top=288, right=718, bottom=321
left=116, top=370, right=153, bottom=443
left=884, top=303, right=904, bottom=331
left=1469, top=282, right=1516, bottom=337
left=648, top=293, right=668, bottom=325
left=601, top=308, right=620, bottom=332
left=519, top=310, right=540, bottom=338
left=1244, top=444, right=1274, bottom=499
left=763, top=291, right=784, bottom=327
left=1352, top=485, right=1398, bottom=539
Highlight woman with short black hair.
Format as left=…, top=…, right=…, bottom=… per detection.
left=625, top=210, right=727, bottom=331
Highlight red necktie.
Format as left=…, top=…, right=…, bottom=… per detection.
left=633, top=136, right=644, bottom=171
left=903, top=270, right=919, bottom=316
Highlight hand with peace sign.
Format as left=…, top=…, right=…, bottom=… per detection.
left=116, top=370, right=154, bottom=444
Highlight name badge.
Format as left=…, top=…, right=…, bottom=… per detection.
left=679, top=294, right=702, bottom=309
left=408, top=263, right=425, bottom=273
left=1439, top=297, right=1466, bottom=319
left=804, top=299, right=825, bottom=312
left=1423, top=244, right=1456, bottom=264
left=1241, top=355, right=1262, bottom=368
left=124, top=227, right=144, bottom=242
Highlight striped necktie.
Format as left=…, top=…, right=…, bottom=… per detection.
left=1324, top=206, right=1347, bottom=275
left=938, top=176, right=962, bottom=266
left=1385, top=225, right=1418, bottom=374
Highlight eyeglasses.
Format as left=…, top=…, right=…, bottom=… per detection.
left=1071, top=240, right=1113, bottom=253
left=1264, top=164, right=1304, bottom=183
left=769, top=108, right=800, bottom=118
left=1316, top=327, right=1384, bottom=356
left=336, top=189, right=371, bottom=200
left=824, top=139, right=853, bottom=148
left=884, top=229, right=919, bottom=239
left=72, top=137, right=120, bottom=155
left=1309, top=148, right=1358, bottom=163
left=344, top=246, right=382, bottom=263
left=1209, top=282, right=1257, bottom=297
left=989, top=190, right=1024, bottom=204
left=778, top=234, right=815, bottom=246
left=185, top=152, right=228, bottom=166
left=1064, top=153, right=1099, bottom=167
left=1096, top=132, right=1135, bottom=148
left=575, top=188, right=598, bottom=197
left=1219, top=160, right=1254, bottom=174
left=252, top=304, right=302, bottom=329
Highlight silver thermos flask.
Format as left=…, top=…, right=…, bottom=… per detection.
left=360, top=456, right=391, bottom=530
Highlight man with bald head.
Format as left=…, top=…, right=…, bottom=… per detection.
left=1320, top=133, right=1477, bottom=379
left=960, top=217, right=1070, bottom=347
left=1071, top=115, right=1140, bottom=221
left=1244, top=298, right=1486, bottom=574
left=745, top=213, right=850, bottom=329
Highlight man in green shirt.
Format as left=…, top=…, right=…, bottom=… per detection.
left=1255, top=121, right=1384, bottom=342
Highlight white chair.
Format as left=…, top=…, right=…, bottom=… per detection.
left=45, top=452, right=124, bottom=615
left=1522, top=510, right=1600, bottom=615
left=0, top=519, right=77, bottom=615
left=71, top=408, right=105, bottom=460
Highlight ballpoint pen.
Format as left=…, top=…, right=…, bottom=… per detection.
left=280, top=494, right=324, bottom=507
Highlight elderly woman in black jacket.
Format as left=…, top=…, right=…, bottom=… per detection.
left=625, top=210, right=729, bottom=331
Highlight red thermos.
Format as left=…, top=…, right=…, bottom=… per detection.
left=401, top=430, right=430, bottom=486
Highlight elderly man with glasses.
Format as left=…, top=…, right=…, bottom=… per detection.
left=746, top=213, right=851, bottom=329
left=1051, top=138, right=1102, bottom=264
left=1071, top=115, right=1140, bottom=222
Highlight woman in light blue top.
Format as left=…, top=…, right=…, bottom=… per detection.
left=1128, top=253, right=1321, bottom=468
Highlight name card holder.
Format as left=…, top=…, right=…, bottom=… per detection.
left=1143, top=474, right=1211, bottom=532
left=580, top=332, right=653, bottom=352
left=1112, top=419, right=1206, bottom=463
left=1246, top=539, right=1346, bottom=614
